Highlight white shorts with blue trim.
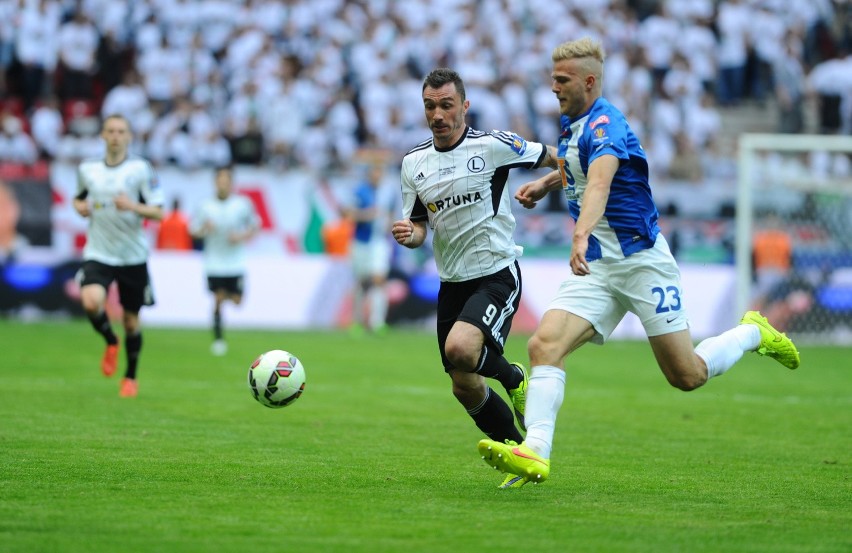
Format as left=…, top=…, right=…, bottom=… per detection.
left=352, top=239, right=391, bottom=279
left=547, top=234, right=690, bottom=343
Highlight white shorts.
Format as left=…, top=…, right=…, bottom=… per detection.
left=547, top=235, right=690, bottom=343
left=351, top=239, right=391, bottom=280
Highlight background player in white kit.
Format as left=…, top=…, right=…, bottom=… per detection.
left=391, top=68, right=558, bottom=488
left=477, top=38, right=800, bottom=486
left=73, top=114, right=164, bottom=398
left=190, top=165, right=260, bottom=356
left=346, top=162, right=396, bottom=335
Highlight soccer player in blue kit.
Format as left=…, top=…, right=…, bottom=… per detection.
left=477, top=37, right=800, bottom=486
left=347, top=162, right=395, bottom=335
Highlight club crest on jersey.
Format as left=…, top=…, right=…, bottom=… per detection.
left=427, top=191, right=483, bottom=213
left=589, top=115, right=610, bottom=129
left=510, top=134, right=527, bottom=155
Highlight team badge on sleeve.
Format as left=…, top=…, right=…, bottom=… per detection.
left=510, top=134, right=527, bottom=155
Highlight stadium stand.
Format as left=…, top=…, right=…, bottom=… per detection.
left=0, top=0, right=849, bottom=262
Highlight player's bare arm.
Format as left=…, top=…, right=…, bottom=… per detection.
left=114, top=193, right=164, bottom=221
left=570, top=154, right=618, bottom=276
left=392, top=218, right=426, bottom=248
left=541, top=145, right=559, bottom=169
left=515, top=170, right=562, bottom=209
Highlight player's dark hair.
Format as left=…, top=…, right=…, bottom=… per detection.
left=423, top=68, right=466, bottom=102
left=214, top=164, right=234, bottom=176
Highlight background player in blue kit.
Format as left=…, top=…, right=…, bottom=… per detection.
left=391, top=68, right=559, bottom=488
left=477, top=38, right=800, bottom=486
left=347, top=162, right=395, bottom=335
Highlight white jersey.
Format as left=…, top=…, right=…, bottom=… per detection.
left=401, top=127, right=546, bottom=282
left=190, top=194, right=260, bottom=277
left=76, top=155, right=163, bottom=266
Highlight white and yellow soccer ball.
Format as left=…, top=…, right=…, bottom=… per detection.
left=247, top=350, right=306, bottom=408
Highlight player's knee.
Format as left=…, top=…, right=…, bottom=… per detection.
left=444, top=339, right=478, bottom=371
left=123, top=313, right=140, bottom=334
left=666, top=370, right=706, bottom=391
left=527, top=333, right=559, bottom=365
left=450, top=377, right=485, bottom=407
left=81, top=298, right=100, bottom=313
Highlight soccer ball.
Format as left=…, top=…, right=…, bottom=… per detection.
left=247, top=350, right=306, bottom=408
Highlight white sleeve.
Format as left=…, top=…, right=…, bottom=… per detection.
left=139, top=160, right=165, bottom=206
left=488, top=130, right=546, bottom=169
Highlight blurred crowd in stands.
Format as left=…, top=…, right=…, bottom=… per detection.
left=0, top=0, right=850, bottom=179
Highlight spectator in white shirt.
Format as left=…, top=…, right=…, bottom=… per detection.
left=662, top=52, right=704, bottom=111
left=261, top=76, right=305, bottom=168
left=807, top=52, right=852, bottom=134
left=159, top=0, right=196, bottom=49
left=325, top=87, right=360, bottom=167
left=772, top=32, right=806, bottom=134
left=684, top=91, right=721, bottom=150
left=57, top=10, right=99, bottom=100
left=715, top=0, right=751, bottom=106
left=194, top=129, right=232, bottom=169
left=748, top=4, right=785, bottom=103
left=55, top=115, right=101, bottom=163
left=101, top=69, right=153, bottom=136
left=678, top=19, right=718, bottom=93
left=15, top=0, right=60, bottom=110
left=0, top=113, right=38, bottom=164
left=146, top=98, right=192, bottom=166
left=136, top=34, right=188, bottom=109
left=30, top=95, right=63, bottom=158
left=638, top=3, right=680, bottom=91
left=134, top=11, right=162, bottom=53
left=244, top=0, right=288, bottom=41
left=198, top=0, right=239, bottom=53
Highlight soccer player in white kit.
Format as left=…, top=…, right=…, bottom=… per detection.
left=391, top=68, right=559, bottom=488
left=477, top=38, right=800, bottom=486
left=190, top=165, right=260, bottom=356
left=74, top=114, right=164, bottom=398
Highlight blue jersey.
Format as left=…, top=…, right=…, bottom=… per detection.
left=353, top=183, right=378, bottom=243
left=352, top=179, right=394, bottom=244
left=557, top=97, right=659, bottom=261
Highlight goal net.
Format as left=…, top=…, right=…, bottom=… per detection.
left=736, top=133, right=852, bottom=345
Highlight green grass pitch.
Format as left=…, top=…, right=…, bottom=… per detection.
left=0, top=319, right=849, bottom=553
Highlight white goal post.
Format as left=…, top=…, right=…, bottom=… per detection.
left=736, top=133, right=852, bottom=340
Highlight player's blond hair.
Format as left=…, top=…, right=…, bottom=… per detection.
left=552, top=37, right=605, bottom=84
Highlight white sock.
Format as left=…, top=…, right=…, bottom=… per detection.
left=368, top=287, right=387, bottom=330
left=523, top=365, right=566, bottom=459
left=695, top=324, right=761, bottom=379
